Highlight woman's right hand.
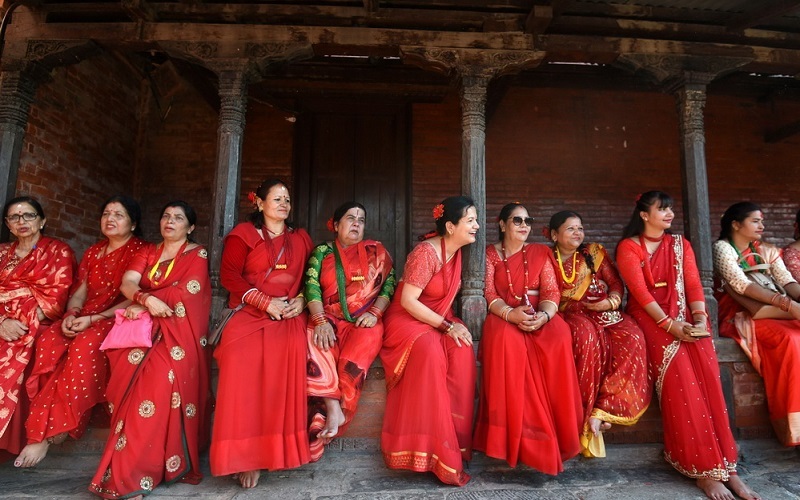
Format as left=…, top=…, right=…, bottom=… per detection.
left=508, top=307, right=536, bottom=332
left=446, top=322, right=473, bottom=348
left=666, top=319, right=698, bottom=342
left=313, top=322, right=337, bottom=351
left=265, top=296, right=289, bottom=321
left=61, top=314, right=78, bottom=335
left=124, top=303, right=147, bottom=320
left=0, top=318, right=28, bottom=342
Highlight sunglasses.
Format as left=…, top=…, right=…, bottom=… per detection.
left=508, top=216, right=534, bottom=227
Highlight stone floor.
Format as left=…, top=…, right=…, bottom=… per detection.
left=1, top=438, right=798, bottom=499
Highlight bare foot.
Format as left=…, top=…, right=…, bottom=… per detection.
left=697, top=478, right=735, bottom=500
left=318, top=398, right=345, bottom=439
left=588, top=417, right=612, bottom=436
left=236, top=470, right=261, bottom=489
left=14, top=441, right=50, bottom=468
left=726, top=475, right=760, bottom=500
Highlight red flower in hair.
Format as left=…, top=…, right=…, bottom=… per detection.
left=432, top=203, right=445, bottom=221
left=635, top=193, right=642, bottom=203
left=247, top=191, right=258, bottom=207
left=326, top=217, right=336, bottom=233
left=541, top=225, right=550, bottom=239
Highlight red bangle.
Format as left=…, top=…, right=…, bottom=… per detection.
left=655, top=315, right=670, bottom=326
left=368, top=306, right=383, bottom=319
left=691, top=310, right=708, bottom=318
left=310, top=312, right=327, bottom=327
left=437, top=319, right=454, bottom=334
left=780, top=295, right=792, bottom=312
left=66, top=307, right=81, bottom=317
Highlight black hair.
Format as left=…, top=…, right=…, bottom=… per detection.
left=333, top=201, right=367, bottom=225
left=246, top=178, right=295, bottom=230
left=719, top=201, right=762, bottom=241
left=420, top=196, right=476, bottom=240
left=4, top=195, right=45, bottom=220
left=100, top=194, right=143, bottom=237
left=621, top=190, right=674, bottom=239
left=548, top=210, right=596, bottom=274
left=497, top=202, right=526, bottom=238
left=795, top=209, right=800, bottom=241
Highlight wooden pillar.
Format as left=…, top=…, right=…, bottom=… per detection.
left=458, top=73, right=489, bottom=338
left=671, top=75, right=718, bottom=332
left=0, top=67, right=42, bottom=241
left=208, top=66, right=249, bottom=318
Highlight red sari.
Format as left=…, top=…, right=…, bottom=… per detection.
left=380, top=239, right=476, bottom=486
left=715, top=240, right=800, bottom=446
left=473, top=243, right=582, bottom=474
left=305, top=240, right=395, bottom=461
left=89, top=244, right=211, bottom=498
left=26, top=237, right=146, bottom=444
left=210, top=223, right=313, bottom=475
left=617, top=234, right=738, bottom=480
left=553, top=243, right=651, bottom=456
left=0, top=237, right=74, bottom=455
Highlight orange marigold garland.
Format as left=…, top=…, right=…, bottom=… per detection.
left=432, top=203, right=445, bottom=221
left=326, top=217, right=336, bottom=232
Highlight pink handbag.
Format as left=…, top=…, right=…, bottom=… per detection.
left=100, top=309, right=154, bottom=351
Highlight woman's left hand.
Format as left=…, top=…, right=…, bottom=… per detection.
left=584, top=299, right=612, bottom=312
left=281, top=296, right=306, bottom=319
left=446, top=322, right=473, bottom=348
left=355, top=311, right=378, bottom=328
left=65, top=316, right=92, bottom=335
left=124, top=303, right=147, bottom=320
left=526, top=312, right=550, bottom=332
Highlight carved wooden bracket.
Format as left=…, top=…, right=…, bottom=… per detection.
left=614, top=53, right=752, bottom=90
left=2, top=39, right=100, bottom=73
left=399, top=46, right=544, bottom=81
left=159, top=41, right=314, bottom=82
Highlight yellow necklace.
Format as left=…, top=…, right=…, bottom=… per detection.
left=556, top=248, right=578, bottom=284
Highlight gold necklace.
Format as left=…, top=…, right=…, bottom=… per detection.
left=556, top=248, right=578, bottom=284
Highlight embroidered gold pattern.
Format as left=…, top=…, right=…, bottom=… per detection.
left=664, top=451, right=734, bottom=481
left=102, top=468, right=111, bottom=483
left=108, top=402, right=114, bottom=414
left=115, top=433, right=126, bottom=451
left=656, top=340, right=681, bottom=401
left=171, top=392, right=181, bottom=409
left=166, top=455, right=181, bottom=473
left=114, top=420, right=123, bottom=434
left=168, top=369, right=175, bottom=383
left=138, top=400, right=155, bottom=418
left=128, top=349, right=144, bottom=365
left=170, top=346, right=185, bottom=361
left=198, top=249, right=207, bottom=259
left=174, top=302, right=186, bottom=318
left=186, top=280, right=201, bottom=294
left=199, top=336, right=208, bottom=347
left=140, top=476, right=154, bottom=490
left=185, top=403, right=197, bottom=418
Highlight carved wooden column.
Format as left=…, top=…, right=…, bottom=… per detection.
left=459, top=72, right=491, bottom=337
left=0, top=64, right=47, bottom=241
left=400, top=47, right=544, bottom=338
left=208, top=62, right=250, bottom=318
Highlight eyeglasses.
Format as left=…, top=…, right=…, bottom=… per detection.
left=508, top=216, right=534, bottom=227
left=5, top=212, right=39, bottom=223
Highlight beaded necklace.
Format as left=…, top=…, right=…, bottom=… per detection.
left=500, top=243, right=528, bottom=302
left=728, top=239, right=763, bottom=270
left=555, top=247, right=578, bottom=284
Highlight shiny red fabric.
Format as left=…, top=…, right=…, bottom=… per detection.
left=380, top=240, right=475, bottom=486
left=306, top=241, right=392, bottom=461
left=0, top=237, right=74, bottom=454
left=617, top=235, right=738, bottom=480
left=474, top=244, right=582, bottom=474
left=26, top=237, right=145, bottom=444
left=210, top=223, right=313, bottom=475
left=555, top=244, right=651, bottom=429
left=89, top=244, right=211, bottom=498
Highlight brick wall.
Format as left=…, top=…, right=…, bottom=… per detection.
left=16, top=53, right=141, bottom=258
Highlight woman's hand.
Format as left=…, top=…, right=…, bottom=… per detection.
left=281, top=296, right=306, bottom=320
left=446, top=322, right=472, bottom=348
left=508, top=307, right=536, bottom=331
left=63, top=315, right=93, bottom=337
left=789, top=301, right=800, bottom=321
left=313, top=322, right=337, bottom=351
left=526, top=311, right=550, bottom=332
left=666, top=320, right=699, bottom=342
left=584, top=298, right=612, bottom=312
left=144, top=296, right=173, bottom=318
left=265, top=296, right=288, bottom=320
left=124, top=303, right=147, bottom=320
left=355, top=311, right=378, bottom=328
left=61, top=314, right=78, bottom=335
left=0, top=318, right=28, bottom=342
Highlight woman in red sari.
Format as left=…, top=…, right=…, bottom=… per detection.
left=305, top=201, right=396, bottom=460
left=210, top=179, right=313, bottom=489
left=0, top=196, right=74, bottom=459
left=380, top=196, right=478, bottom=486
left=616, top=191, right=758, bottom=500
left=89, top=200, right=211, bottom=499
left=16, top=195, right=146, bottom=468
left=546, top=210, right=650, bottom=458
left=713, top=202, right=800, bottom=447
left=473, top=203, right=582, bottom=475
left=784, top=209, right=800, bottom=282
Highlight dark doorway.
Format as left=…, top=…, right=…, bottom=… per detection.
left=295, top=100, right=410, bottom=274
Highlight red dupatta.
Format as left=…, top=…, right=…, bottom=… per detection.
left=382, top=239, right=461, bottom=390
left=627, top=234, right=688, bottom=322
left=321, top=240, right=392, bottom=319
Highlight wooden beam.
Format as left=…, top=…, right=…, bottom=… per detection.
left=362, top=0, right=378, bottom=14
left=121, top=0, right=158, bottom=22
left=524, top=5, right=553, bottom=35
left=765, top=119, right=800, bottom=142
left=727, top=0, right=800, bottom=31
